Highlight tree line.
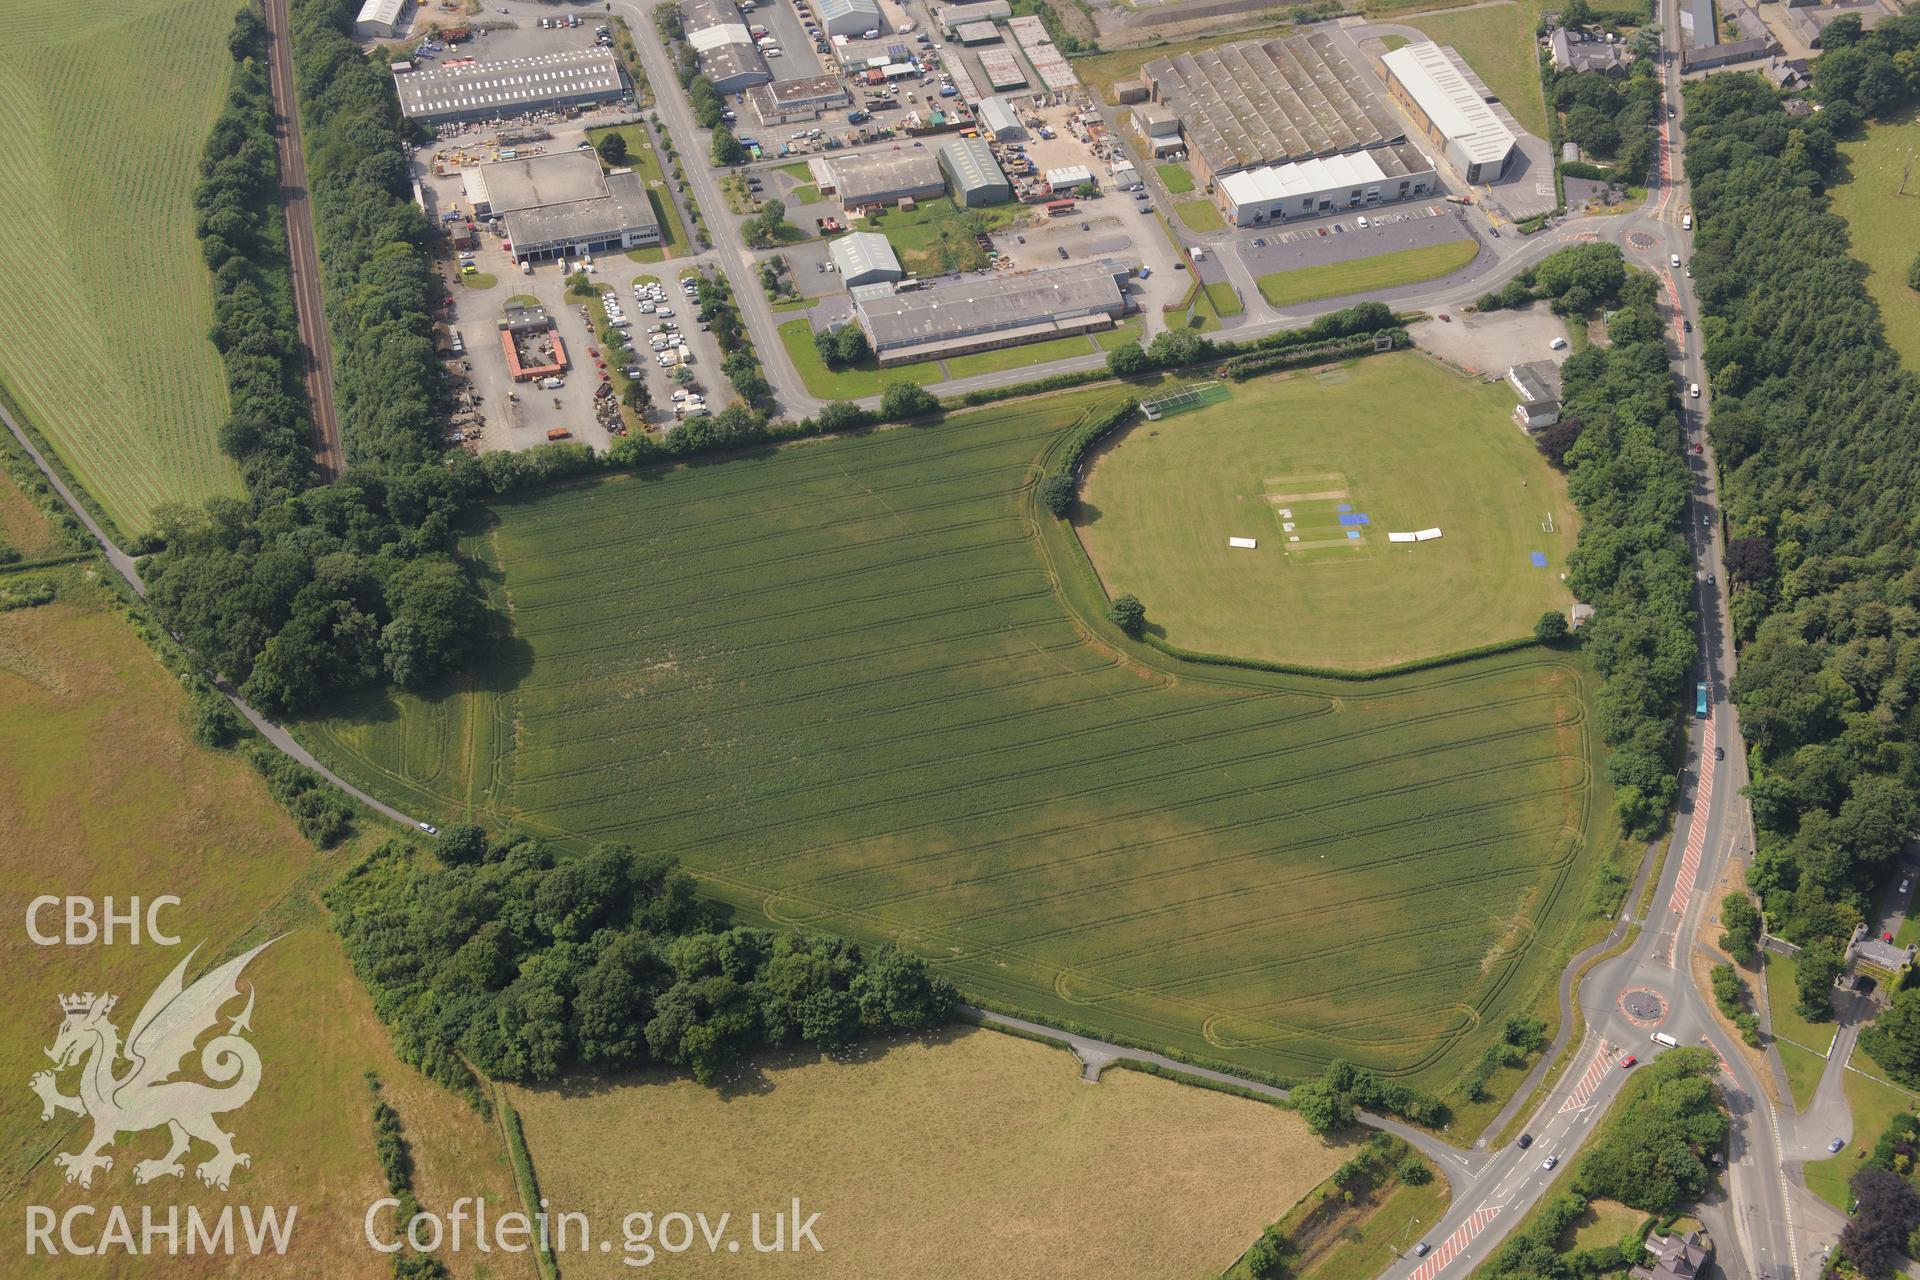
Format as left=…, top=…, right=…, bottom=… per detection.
left=325, top=834, right=958, bottom=1095
left=195, top=7, right=316, bottom=502
left=1549, top=59, right=1660, bottom=184
left=1524, top=244, right=1697, bottom=837
left=1681, top=69, right=1920, bottom=1007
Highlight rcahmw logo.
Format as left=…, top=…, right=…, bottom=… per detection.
left=24, top=938, right=298, bottom=1258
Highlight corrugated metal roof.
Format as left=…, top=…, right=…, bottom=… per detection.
left=357, top=0, right=406, bottom=26
left=828, top=231, right=901, bottom=278
left=1217, top=143, right=1432, bottom=205
left=977, top=97, right=1022, bottom=136
left=1380, top=42, right=1516, bottom=168
left=940, top=135, right=1007, bottom=194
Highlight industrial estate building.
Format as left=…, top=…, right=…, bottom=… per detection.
left=828, top=232, right=904, bottom=287
left=395, top=49, right=626, bottom=123
left=854, top=261, right=1131, bottom=365
left=936, top=0, right=1011, bottom=33
left=748, top=75, right=853, bottom=124
left=1379, top=42, right=1518, bottom=185
left=939, top=136, right=1012, bottom=206
left=814, top=150, right=946, bottom=207
left=816, top=0, right=885, bottom=38
left=466, top=151, right=660, bottom=262
left=976, top=97, right=1024, bottom=140
left=354, top=0, right=408, bottom=40
left=1138, top=32, right=1404, bottom=183
left=1216, top=144, right=1437, bottom=225
left=683, top=0, right=773, bottom=93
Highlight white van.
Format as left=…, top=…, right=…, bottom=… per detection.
left=539, top=376, right=564, bottom=389
left=1651, top=1032, right=1678, bottom=1048
left=1682, top=212, right=1693, bottom=231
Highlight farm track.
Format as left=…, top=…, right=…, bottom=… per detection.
left=262, top=0, right=344, bottom=479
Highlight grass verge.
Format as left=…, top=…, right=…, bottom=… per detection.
left=1256, top=241, right=1478, bottom=308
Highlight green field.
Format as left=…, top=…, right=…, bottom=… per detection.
left=1159, top=163, right=1197, bottom=194
left=1764, top=951, right=1840, bottom=1057
left=1829, top=113, right=1920, bottom=369
left=1403, top=1, right=1553, bottom=140
left=865, top=197, right=1020, bottom=275
left=1077, top=355, right=1577, bottom=669
left=1804, top=1055, right=1920, bottom=1211
left=1257, top=241, right=1480, bottom=308
left=0, top=0, right=243, bottom=533
left=303, top=388, right=1608, bottom=1089
left=1176, top=198, right=1227, bottom=232
left=777, top=317, right=1138, bottom=397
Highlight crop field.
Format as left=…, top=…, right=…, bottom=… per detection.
left=0, top=586, right=524, bottom=1278
left=0, top=0, right=242, bottom=534
left=1829, top=113, right=1920, bottom=369
left=305, top=388, right=1606, bottom=1088
left=1076, top=354, right=1578, bottom=669
left=511, top=1027, right=1344, bottom=1278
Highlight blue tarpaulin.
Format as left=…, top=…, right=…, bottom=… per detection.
left=1338, top=513, right=1370, bottom=526
left=1530, top=552, right=1549, bottom=567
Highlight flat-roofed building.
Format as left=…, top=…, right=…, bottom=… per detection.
left=822, top=149, right=945, bottom=207
left=748, top=74, right=853, bottom=124
left=475, top=151, right=660, bottom=261
left=954, top=20, right=1001, bottom=43
left=936, top=0, right=1011, bottom=33
left=979, top=48, right=1028, bottom=90
left=828, top=231, right=903, bottom=286
left=1140, top=31, right=1404, bottom=184
left=940, top=135, right=1011, bottom=206
left=855, top=261, right=1131, bottom=365
left=1380, top=41, right=1517, bottom=184
left=1215, top=143, right=1435, bottom=224
left=817, top=0, right=883, bottom=37
left=683, top=0, right=772, bottom=92
left=356, top=0, right=408, bottom=40
left=396, top=48, right=626, bottom=122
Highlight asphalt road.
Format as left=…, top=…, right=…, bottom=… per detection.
left=263, top=0, right=347, bottom=480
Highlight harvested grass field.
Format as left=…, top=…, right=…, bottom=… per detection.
left=1176, top=198, right=1228, bottom=232
left=1562, top=1198, right=1644, bottom=1252
left=1077, top=354, right=1577, bottom=669
left=510, top=1027, right=1342, bottom=1279
left=0, top=0, right=244, bottom=534
left=1257, top=241, right=1479, bottom=308
left=0, top=585, right=524, bottom=1278
left=1402, top=1, right=1553, bottom=140
left=305, top=388, right=1608, bottom=1089
left=1829, top=113, right=1920, bottom=369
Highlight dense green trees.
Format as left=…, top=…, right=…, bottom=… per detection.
left=813, top=323, right=871, bottom=370
left=1810, top=13, right=1920, bottom=118
left=595, top=130, right=628, bottom=165
left=1718, top=891, right=1760, bottom=964
left=711, top=125, right=746, bottom=166
left=1107, top=593, right=1146, bottom=636
left=1530, top=245, right=1696, bottom=836
left=1289, top=1060, right=1447, bottom=1133
left=195, top=9, right=314, bottom=501
left=327, top=838, right=957, bottom=1092
left=880, top=382, right=941, bottom=419
left=1682, top=71, right=1920, bottom=977
left=1844, top=1167, right=1920, bottom=1277
left=1577, top=1048, right=1727, bottom=1213
left=742, top=198, right=792, bottom=248
left=1549, top=61, right=1661, bottom=182
left=1795, top=942, right=1843, bottom=1022
left=1862, top=988, right=1920, bottom=1086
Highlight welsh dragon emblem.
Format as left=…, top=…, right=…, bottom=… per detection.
left=30, top=939, right=276, bottom=1191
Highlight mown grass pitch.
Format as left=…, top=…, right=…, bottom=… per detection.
left=306, top=388, right=1605, bottom=1089
left=0, top=0, right=242, bottom=533
left=1077, top=354, right=1578, bottom=669
left=1829, top=112, right=1920, bottom=369
left=511, top=1027, right=1345, bottom=1279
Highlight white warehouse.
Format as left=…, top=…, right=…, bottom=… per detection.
left=1216, top=144, right=1437, bottom=226
left=816, top=0, right=884, bottom=38
left=1380, top=41, right=1518, bottom=185
left=355, top=0, right=408, bottom=39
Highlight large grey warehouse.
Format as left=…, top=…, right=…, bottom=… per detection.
left=395, top=49, right=627, bottom=123
left=855, top=261, right=1131, bottom=365
left=1139, top=32, right=1405, bottom=185
left=465, top=151, right=660, bottom=262
left=682, top=0, right=773, bottom=93
left=814, top=150, right=946, bottom=208
left=939, top=136, right=1011, bottom=207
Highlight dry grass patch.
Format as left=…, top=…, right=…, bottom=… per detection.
left=0, top=590, right=526, bottom=1279
left=510, top=1027, right=1343, bottom=1279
